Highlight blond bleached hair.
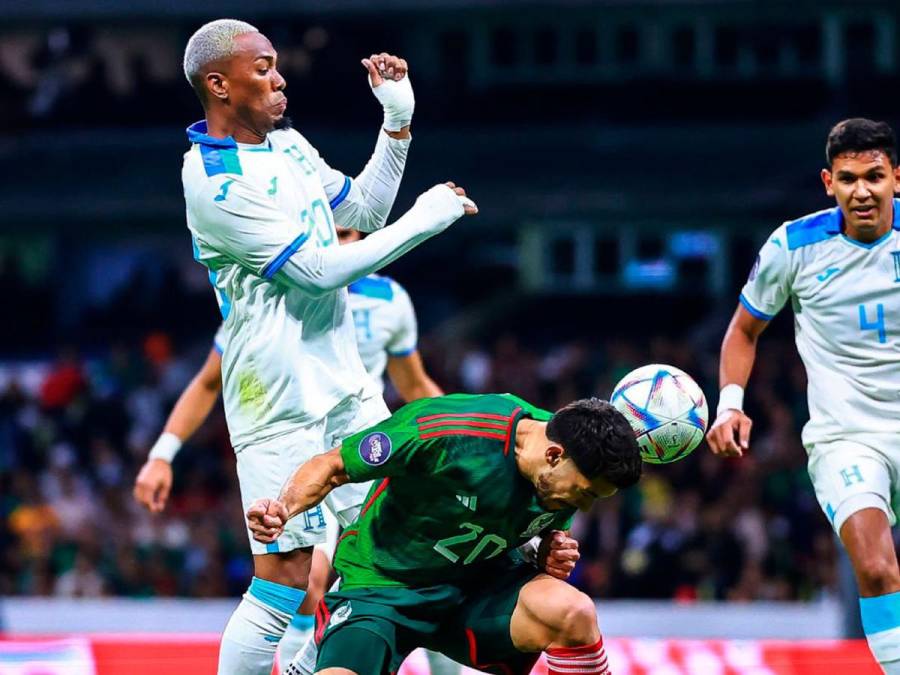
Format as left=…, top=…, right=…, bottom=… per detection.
left=183, top=18, right=259, bottom=90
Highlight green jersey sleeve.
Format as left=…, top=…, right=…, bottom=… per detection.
left=498, top=393, right=553, bottom=422
left=340, top=398, right=440, bottom=482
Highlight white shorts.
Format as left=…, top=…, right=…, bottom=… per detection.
left=808, top=436, right=900, bottom=536
left=235, top=393, right=390, bottom=555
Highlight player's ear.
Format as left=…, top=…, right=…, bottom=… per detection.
left=893, top=165, right=900, bottom=193
left=545, top=444, right=564, bottom=467
left=206, top=71, right=229, bottom=101
left=821, top=168, right=835, bottom=196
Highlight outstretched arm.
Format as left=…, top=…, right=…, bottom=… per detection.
left=246, top=448, right=350, bottom=543
left=706, top=304, right=768, bottom=458
left=195, top=181, right=476, bottom=297
left=133, top=347, right=222, bottom=513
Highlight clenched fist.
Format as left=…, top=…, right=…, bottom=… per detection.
left=247, top=498, right=290, bottom=543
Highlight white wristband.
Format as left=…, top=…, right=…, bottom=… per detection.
left=716, top=384, right=745, bottom=415
left=370, top=75, right=415, bottom=132
left=517, top=536, right=542, bottom=565
left=148, top=432, right=182, bottom=463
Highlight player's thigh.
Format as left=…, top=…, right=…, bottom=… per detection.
left=509, top=574, right=600, bottom=651
left=235, top=424, right=332, bottom=554
left=839, top=508, right=900, bottom=595
left=807, top=438, right=896, bottom=536
left=432, top=566, right=542, bottom=675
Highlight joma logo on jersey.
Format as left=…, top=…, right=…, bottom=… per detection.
left=892, top=251, right=900, bottom=282
left=358, top=432, right=392, bottom=466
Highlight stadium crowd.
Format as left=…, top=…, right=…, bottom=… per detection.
left=0, top=260, right=840, bottom=603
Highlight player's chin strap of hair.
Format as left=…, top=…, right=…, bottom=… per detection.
left=716, top=384, right=744, bottom=416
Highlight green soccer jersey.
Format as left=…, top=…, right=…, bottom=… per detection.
left=334, top=393, right=576, bottom=589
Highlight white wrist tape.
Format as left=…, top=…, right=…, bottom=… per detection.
left=716, top=384, right=745, bottom=415
left=370, top=75, right=414, bottom=132
left=148, top=432, right=182, bottom=463
left=517, top=536, right=542, bottom=565
left=411, top=184, right=468, bottom=234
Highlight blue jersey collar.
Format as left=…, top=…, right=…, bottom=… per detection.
left=186, top=120, right=238, bottom=149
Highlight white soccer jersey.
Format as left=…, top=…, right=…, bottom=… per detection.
left=183, top=121, right=381, bottom=447
left=741, top=199, right=900, bottom=447
left=347, top=274, right=418, bottom=389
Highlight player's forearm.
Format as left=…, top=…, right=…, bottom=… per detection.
left=162, top=378, right=221, bottom=442
left=719, top=321, right=759, bottom=389
left=277, top=186, right=463, bottom=295
left=279, top=452, right=349, bottom=520
left=336, top=130, right=410, bottom=233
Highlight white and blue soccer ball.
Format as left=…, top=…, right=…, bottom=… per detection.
left=610, top=364, right=708, bottom=464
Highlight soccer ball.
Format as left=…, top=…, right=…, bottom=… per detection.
left=610, top=364, right=708, bottom=464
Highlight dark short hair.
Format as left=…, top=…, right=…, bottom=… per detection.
left=826, top=118, right=897, bottom=166
left=547, top=398, right=642, bottom=489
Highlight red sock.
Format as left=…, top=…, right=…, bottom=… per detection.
left=545, top=637, right=610, bottom=674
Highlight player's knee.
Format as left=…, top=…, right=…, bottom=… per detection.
left=554, top=591, right=600, bottom=646
left=856, top=553, right=900, bottom=596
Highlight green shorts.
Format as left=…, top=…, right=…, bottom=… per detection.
left=314, top=563, right=541, bottom=675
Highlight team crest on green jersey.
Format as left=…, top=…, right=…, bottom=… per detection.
left=359, top=432, right=392, bottom=466
left=520, top=512, right=556, bottom=538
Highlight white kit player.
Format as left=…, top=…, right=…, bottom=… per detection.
left=180, top=19, right=477, bottom=675
left=132, top=258, right=447, bottom=669
left=707, top=118, right=900, bottom=673
left=338, top=227, right=443, bottom=400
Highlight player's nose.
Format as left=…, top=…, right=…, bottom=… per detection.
left=272, top=69, right=286, bottom=91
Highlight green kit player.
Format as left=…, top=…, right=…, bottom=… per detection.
left=247, top=393, right=642, bottom=675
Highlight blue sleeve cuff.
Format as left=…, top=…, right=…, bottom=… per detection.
left=739, top=293, right=775, bottom=321
left=329, top=176, right=352, bottom=210
left=388, top=346, right=416, bottom=358
left=261, top=230, right=312, bottom=279
left=213, top=341, right=224, bottom=355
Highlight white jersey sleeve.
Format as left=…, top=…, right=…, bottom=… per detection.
left=192, top=174, right=312, bottom=278
left=191, top=173, right=463, bottom=297
left=385, top=283, right=418, bottom=357
left=304, top=131, right=410, bottom=233
left=739, top=224, right=792, bottom=321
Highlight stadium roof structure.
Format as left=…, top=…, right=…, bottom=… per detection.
left=1, top=0, right=897, bottom=19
